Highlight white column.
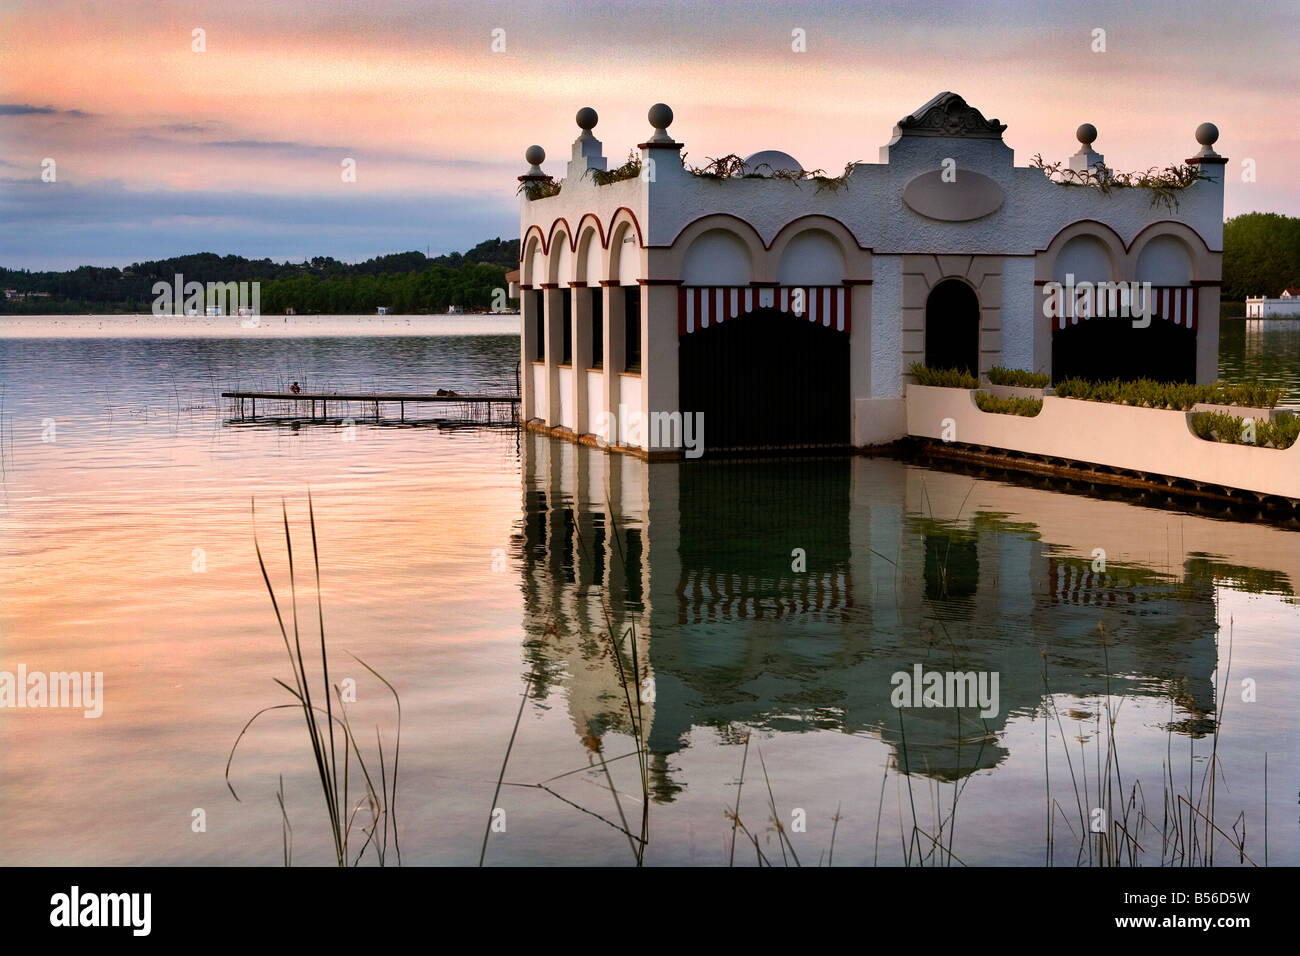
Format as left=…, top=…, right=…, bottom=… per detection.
left=641, top=283, right=680, bottom=456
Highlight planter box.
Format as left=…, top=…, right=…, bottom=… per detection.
left=1190, top=402, right=1284, bottom=422
left=905, top=385, right=1300, bottom=500
left=985, top=383, right=1047, bottom=401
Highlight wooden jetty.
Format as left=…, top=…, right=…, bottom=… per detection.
left=222, top=390, right=520, bottom=424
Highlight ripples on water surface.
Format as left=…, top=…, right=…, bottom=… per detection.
left=0, top=315, right=1296, bottom=865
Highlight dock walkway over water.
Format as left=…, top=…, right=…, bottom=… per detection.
left=222, top=390, right=520, bottom=423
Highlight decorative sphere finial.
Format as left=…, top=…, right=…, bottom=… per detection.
left=1195, top=122, right=1219, bottom=148
left=648, top=103, right=674, bottom=141
left=1076, top=123, right=1098, bottom=146
left=520, top=145, right=547, bottom=180
left=576, top=107, right=598, bottom=131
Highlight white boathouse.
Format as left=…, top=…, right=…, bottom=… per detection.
left=516, top=93, right=1227, bottom=458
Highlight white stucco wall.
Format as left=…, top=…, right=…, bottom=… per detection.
left=870, top=256, right=903, bottom=398
left=616, top=230, right=640, bottom=285
left=1054, top=234, right=1113, bottom=282
left=777, top=231, right=845, bottom=285
left=681, top=230, right=752, bottom=285
left=1000, top=256, right=1037, bottom=372
left=583, top=236, right=603, bottom=284
left=1135, top=235, right=1194, bottom=285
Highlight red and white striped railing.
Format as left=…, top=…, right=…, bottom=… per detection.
left=1047, top=285, right=1198, bottom=330
left=679, top=285, right=851, bottom=335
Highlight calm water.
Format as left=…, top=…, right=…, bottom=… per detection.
left=1219, top=319, right=1300, bottom=407
left=0, top=315, right=1297, bottom=866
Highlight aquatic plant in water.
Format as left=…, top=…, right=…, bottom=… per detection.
left=226, top=493, right=402, bottom=867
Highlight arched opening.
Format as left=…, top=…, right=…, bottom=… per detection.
left=679, top=309, right=849, bottom=453
left=925, top=279, right=980, bottom=375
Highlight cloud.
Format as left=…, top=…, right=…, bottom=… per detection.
left=0, top=103, right=90, bottom=117
left=0, top=103, right=56, bottom=115
left=208, top=139, right=322, bottom=150
left=160, top=123, right=213, bottom=133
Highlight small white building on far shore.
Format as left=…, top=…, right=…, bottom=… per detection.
left=1245, top=288, right=1300, bottom=318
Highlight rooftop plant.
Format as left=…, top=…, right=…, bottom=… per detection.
left=517, top=178, right=561, bottom=201
left=684, top=154, right=858, bottom=193
left=587, top=150, right=642, bottom=186
left=1030, top=154, right=1210, bottom=213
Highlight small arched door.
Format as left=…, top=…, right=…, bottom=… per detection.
left=925, top=279, right=980, bottom=375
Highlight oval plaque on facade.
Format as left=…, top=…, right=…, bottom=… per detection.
left=901, top=169, right=1005, bottom=222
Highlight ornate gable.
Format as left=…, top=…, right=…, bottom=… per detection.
left=895, top=92, right=1007, bottom=140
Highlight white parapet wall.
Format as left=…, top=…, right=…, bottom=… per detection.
left=906, top=385, right=1300, bottom=499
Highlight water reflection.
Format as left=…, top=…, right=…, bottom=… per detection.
left=1219, top=318, right=1300, bottom=408
left=518, top=434, right=1295, bottom=794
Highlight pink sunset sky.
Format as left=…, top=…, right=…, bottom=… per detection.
left=1, top=0, right=1295, bottom=269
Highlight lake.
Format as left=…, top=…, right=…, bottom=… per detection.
left=0, top=315, right=1296, bottom=866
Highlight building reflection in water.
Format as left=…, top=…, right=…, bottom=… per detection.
left=516, top=433, right=1292, bottom=798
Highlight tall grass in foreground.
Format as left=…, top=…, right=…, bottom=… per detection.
left=1040, top=620, right=1259, bottom=867
left=226, top=493, right=402, bottom=866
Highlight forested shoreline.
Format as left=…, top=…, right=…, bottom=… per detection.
left=3, top=214, right=1298, bottom=314
left=0, top=238, right=519, bottom=314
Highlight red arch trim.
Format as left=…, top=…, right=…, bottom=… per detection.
left=523, top=208, right=646, bottom=257
left=1038, top=218, right=1213, bottom=255
left=663, top=212, right=875, bottom=252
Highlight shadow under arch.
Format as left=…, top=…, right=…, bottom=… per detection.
left=678, top=308, right=850, bottom=453
left=1052, top=316, right=1197, bottom=383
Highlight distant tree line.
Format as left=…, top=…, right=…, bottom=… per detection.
left=0, top=237, right=520, bottom=314
left=5, top=217, right=1300, bottom=313
left=1221, top=212, right=1300, bottom=303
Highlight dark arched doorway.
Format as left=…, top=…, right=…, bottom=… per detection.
left=679, top=309, right=849, bottom=453
left=925, top=279, right=980, bottom=375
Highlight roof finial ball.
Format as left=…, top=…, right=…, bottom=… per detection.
left=1069, top=123, right=1103, bottom=174
left=576, top=107, right=598, bottom=132
left=523, top=144, right=546, bottom=178
left=1193, top=121, right=1222, bottom=157
left=647, top=103, right=675, bottom=143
